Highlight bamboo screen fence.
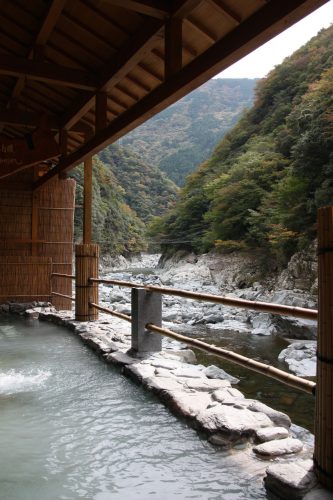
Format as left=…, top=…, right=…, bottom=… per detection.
left=0, top=169, right=75, bottom=309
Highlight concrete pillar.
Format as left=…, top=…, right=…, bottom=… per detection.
left=131, top=288, right=162, bottom=353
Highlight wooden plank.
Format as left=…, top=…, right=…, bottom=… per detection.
left=165, top=18, right=183, bottom=79
left=208, top=0, right=241, bottom=24
left=34, top=0, right=330, bottom=188
left=0, top=54, right=98, bottom=90
left=83, top=156, right=92, bottom=244
left=101, top=0, right=169, bottom=19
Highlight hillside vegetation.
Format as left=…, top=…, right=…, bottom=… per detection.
left=72, top=146, right=178, bottom=255
left=121, top=79, right=256, bottom=185
left=149, top=26, right=333, bottom=266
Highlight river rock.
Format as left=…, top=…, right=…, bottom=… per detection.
left=143, top=375, right=185, bottom=395
left=278, top=341, right=317, bottom=377
left=254, top=437, right=303, bottom=456
left=168, top=391, right=212, bottom=418
left=204, top=365, right=240, bottom=384
left=182, top=378, right=231, bottom=392
left=106, top=351, right=138, bottom=366
left=162, top=349, right=196, bottom=363
left=124, top=363, right=155, bottom=383
left=149, top=358, right=184, bottom=370
left=212, top=387, right=244, bottom=402
left=247, top=400, right=291, bottom=428
left=256, top=426, right=289, bottom=442
left=172, top=365, right=206, bottom=378
left=196, top=404, right=273, bottom=435
left=264, top=460, right=317, bottom=499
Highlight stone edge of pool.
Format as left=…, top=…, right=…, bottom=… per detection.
left=1, top=302, right=331, bottom=500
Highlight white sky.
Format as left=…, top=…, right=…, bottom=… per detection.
left=215, top=0, right=333, bottom=79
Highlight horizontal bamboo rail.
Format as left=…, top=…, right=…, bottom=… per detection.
left=51, top=291, right=75, bottom=302
left=146, top=323, right=316, bottom=395
left=51, top=273, right=75, bottom=279
left=90, top=278, right=317, bottom=320
left=89, top=302, right=131, bottom=322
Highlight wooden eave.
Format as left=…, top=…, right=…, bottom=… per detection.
left=0, top=0, right=329, bottom=187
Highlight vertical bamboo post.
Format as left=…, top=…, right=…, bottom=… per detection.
left=83, top=156, right=93, bottom=244
left=314, top=206, right=333, bottom=490
left=75, top=243, right=99, bottom=321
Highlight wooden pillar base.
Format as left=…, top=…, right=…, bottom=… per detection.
left=75, top=243, right=99, bottom=321
left=314, top=206, right=333, bottom=490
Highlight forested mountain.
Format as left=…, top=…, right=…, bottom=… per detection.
left=98, top=145, right=178, bottom=221
left=71, top=157, right=147, bottom=256
left=121, top=79, right=257, bottom=185
left=72, top=146, right=178, bottom=255
left=149, top=26, right=333, bottom=266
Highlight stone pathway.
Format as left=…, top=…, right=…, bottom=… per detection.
left=1, top=301, right=332, bottom=500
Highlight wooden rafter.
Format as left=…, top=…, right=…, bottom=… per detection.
left=100, top=0, right=169, bottom=20
left=59, top=18, right=164, bottom=130
left=208, top=0, right=241, bottom=24
left=165, top=19, right=183, bottom=79
left=8, top=0, right=68, bottom=103
left=0, top=109, right=91, bottom=134
left=0, top=54, right=98, bottom=90
left=34, top=0, right=328, bottom=190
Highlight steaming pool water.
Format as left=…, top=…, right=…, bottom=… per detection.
left=0, top=316, right=267, bottom=500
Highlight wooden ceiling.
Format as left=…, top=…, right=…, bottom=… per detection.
left=0, top=0, right=329, bottom=188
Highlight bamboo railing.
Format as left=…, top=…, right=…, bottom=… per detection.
left=90, top=278, right=318, bottom=320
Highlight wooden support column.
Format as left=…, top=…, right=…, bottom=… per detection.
left=75, top=243, right=99, bottom=321
left=164, top=18, right=183, bottom=80
left=83, top=156, right=93, bottom=244
left=314, top=206, right=333, bottom=490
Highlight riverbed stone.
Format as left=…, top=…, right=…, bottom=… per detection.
left=162, top=349, right=197, bottom=363
left=196, top=404, right=273, bottom=435
left=264, top=460, right=317, bottom=499
left=254, top=437, right=303, bottom=456
left=256, top=426, right=289, bottom=442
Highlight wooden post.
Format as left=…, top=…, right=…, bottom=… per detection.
left=75, top=243, right=99, bottom=321
left=314, top=206, right=333, bottom=490
left=83, top=156, right=92, bottom=244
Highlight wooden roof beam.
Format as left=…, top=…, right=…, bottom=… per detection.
left=9, top=0, right=68, bottom=102
left=165, top=19, right=183, bottom=79
left=0, top=109, right=92, bottom=135
left=0, top=55, right=98, bottom=91
left=33, top=0, right=329, bottom=191
left=100, top=0, right=170, bottom=20
left=171, top=0, right=205, bottom=20
left=208, top=0, right=241, bottom=24
left=59, top=18, right=165, bottom=130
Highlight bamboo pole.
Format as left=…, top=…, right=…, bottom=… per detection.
left=314, top=206, right=333, bottom=490
left=75, top=243, right=99, bottom=321
left=90, top=302, right=131, bottom=322
left=51, top=273, right=75, bottom=279
left=146, top=322, right=315, bottom=395
left=89, top=278, right=317, bottom=320
left=51, top=291, right=75, bottom=302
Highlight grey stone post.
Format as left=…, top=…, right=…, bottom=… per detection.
left=131, top=287, right=162, bottom=353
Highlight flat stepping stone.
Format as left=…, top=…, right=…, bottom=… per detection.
left=204, top=365, right=239, bottom=384
left=182, top=378, right=231, bottom=392
left=212, top=387, right=244, bottom=402
left=248, top=400, right=291, bottom=428
left=106, top=351, right=138, bottom=366
left=172, top=365, right=205, bottom=378
left=264, top=460, right=317, bottom=498
left=196, top=404, right=272, bottom=435
left=256, top=426, right=289, bottom=442
left=168, top=391, right=212, bottom=418
left=143, top=376, right=185, bottom=395
left=254, top=437, right=303, bottom=456
left=124, top=363, right=155, bottom=383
